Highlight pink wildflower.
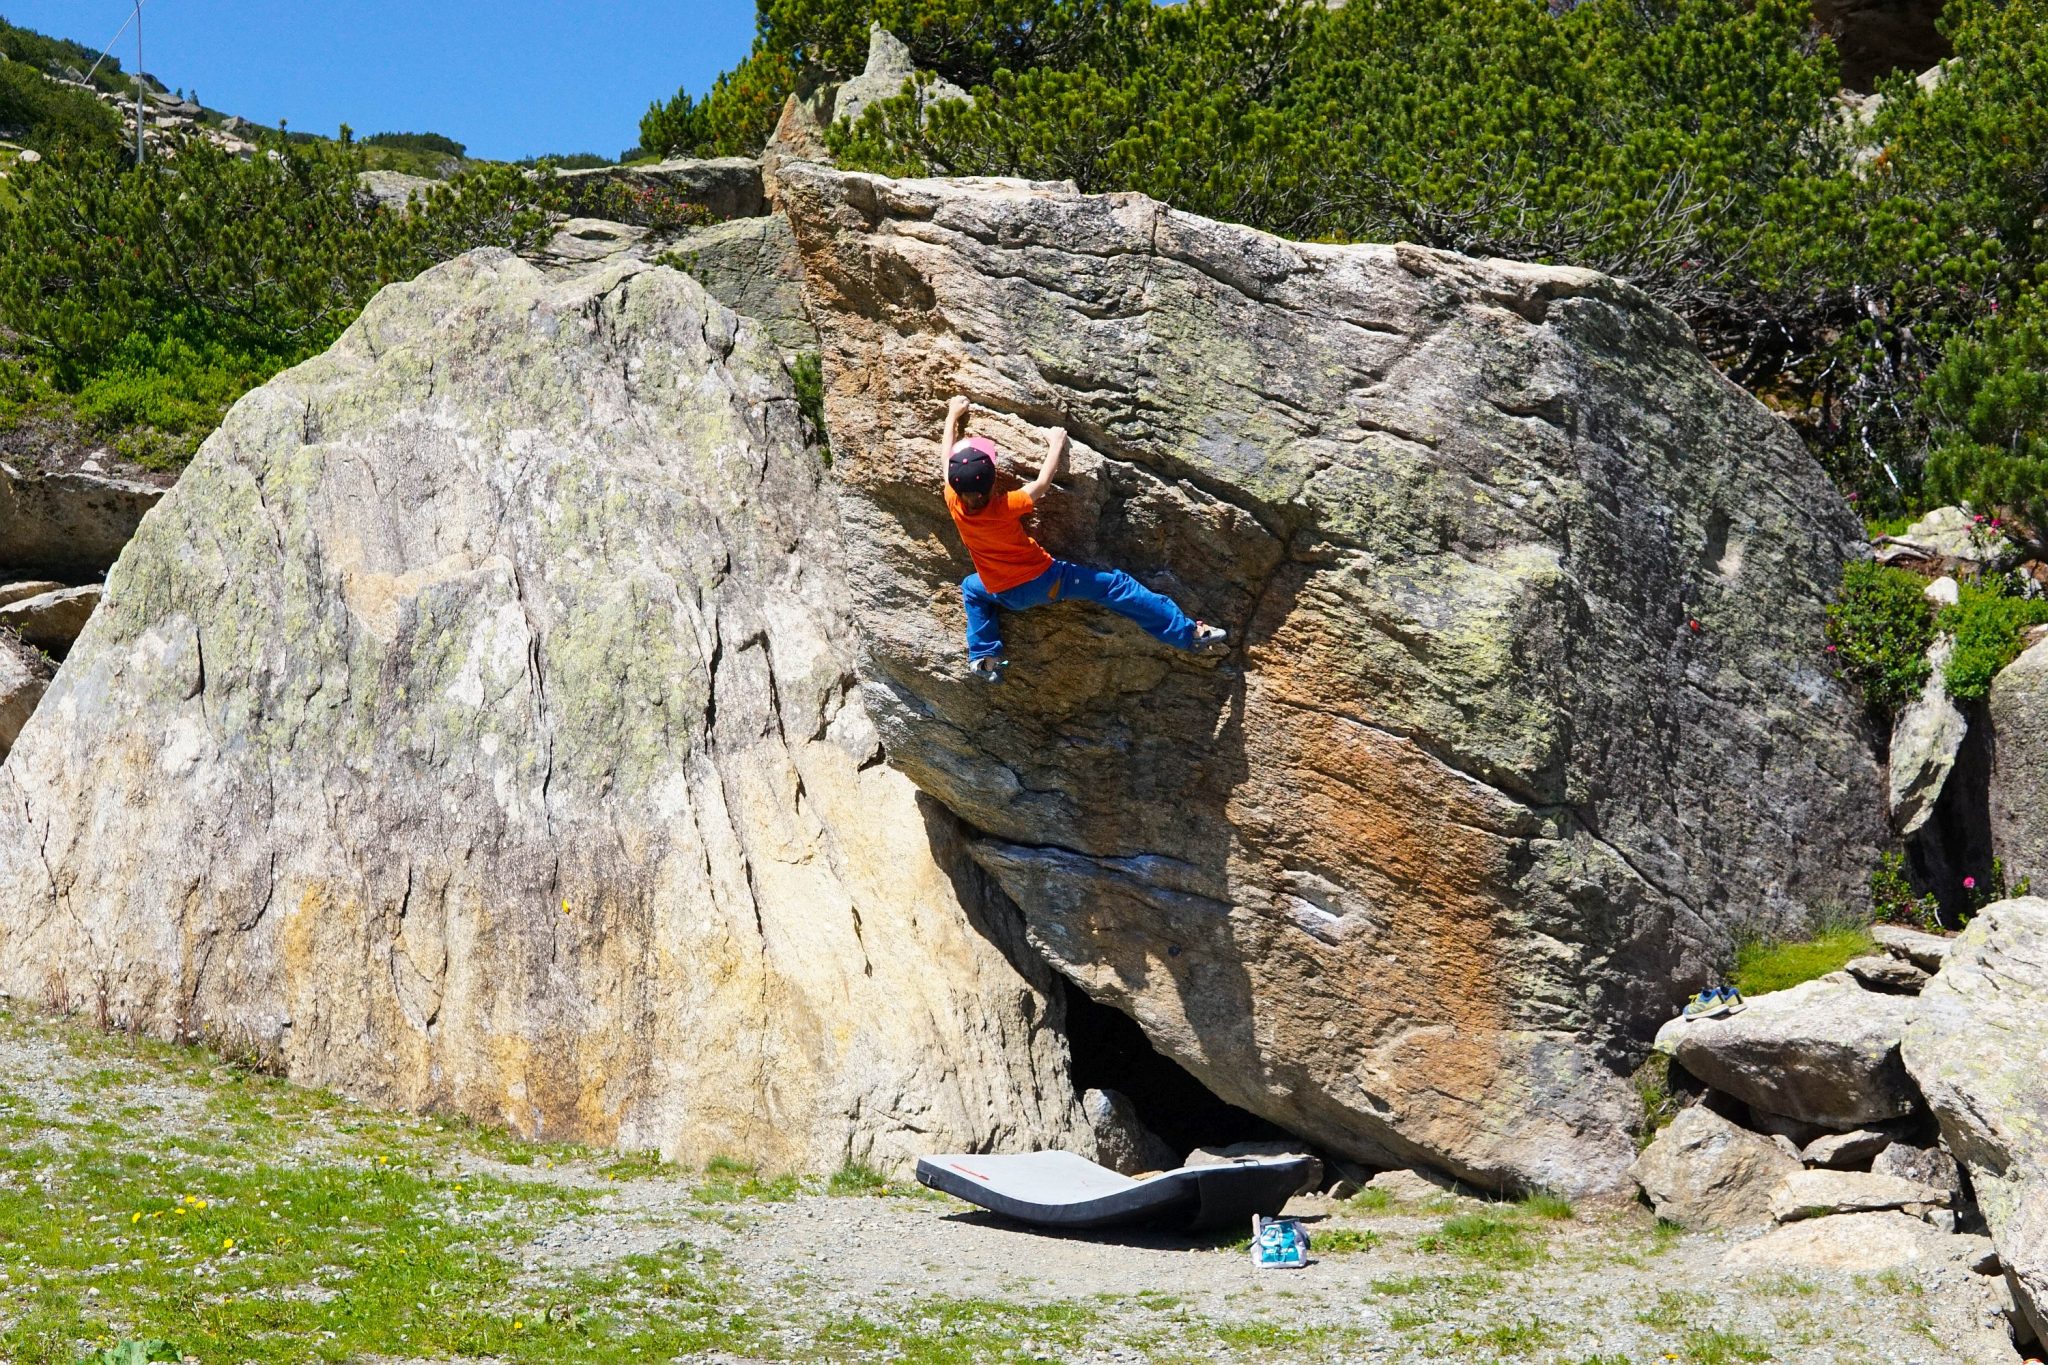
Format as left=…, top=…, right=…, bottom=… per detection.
left=1964, top=876, right=1977, bottom=890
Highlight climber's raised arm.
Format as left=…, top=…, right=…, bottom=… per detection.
left=1022, top=426, right=1069, bottom=503
left=941, top=395, right=970, bottom=482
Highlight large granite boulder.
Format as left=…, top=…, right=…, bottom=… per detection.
left=1904, top=897, right=2048, bottom=1257
left=1766, top=1168, right=1950, bottom=1222
left=1655, top=978, right=1920, bottom=1129
left=1989, top=638, right=2048, bottom=888
left=659, top=214, right=815, bottom=355
left=1629, top=1105, right=1800, bottom=1230
left=0, top=460, right=164, bottom=579
left=780, top=165, right=1885, bottom=1194
left=0, top=250, right=1091, bottom=1172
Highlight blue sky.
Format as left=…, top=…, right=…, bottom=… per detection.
left=2, top=1, right=758, bottom=160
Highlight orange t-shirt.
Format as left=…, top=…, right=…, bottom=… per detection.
left=946, top=486, right=1054, bottom=592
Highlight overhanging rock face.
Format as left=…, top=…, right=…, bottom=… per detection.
left=0, top=249, right=1089, bottom=1171
left=780, top=165, right=1886, bottom=1193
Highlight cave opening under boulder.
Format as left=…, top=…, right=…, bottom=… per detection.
left=1057, top=977, right=1294, bottom=1163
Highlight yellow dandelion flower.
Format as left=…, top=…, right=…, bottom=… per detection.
left=130, top=1212, right=142, bottom=1224
left=176, top=1207, right=187, bottom=1216
left=222, top=1237, right=235, bottom=1251
left=195, top=1199, right=208, bottom=1209
left=513, top=1320, right=524, bottom=1332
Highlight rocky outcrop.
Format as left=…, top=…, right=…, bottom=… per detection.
left=1655, top=978, right=1919, bottom=1129
left=832, top=24, right=969, bottom=129
left=1872, top=922, right=1953, bottom=973
left=0, top=583, right=99, bottom=655
left=0, top=250, right=1092, bottom=1172
left=1903, top=897, right=2048, bottom=1245
left=1630, top=1106, right=1800, bottom=1229
left=0, top=460, right=164, bottom=579
left=658, top=215, right=814, bottom=355
left=780, top=164, right=1884, bottom=1194
left=1989, top=639, right=2048, bottom=888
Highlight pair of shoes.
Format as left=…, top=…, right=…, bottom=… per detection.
left=970, top=655, right=1010, bottom=685
left=1192, top=621, right=1230, bottom=655
left=1680, top=986, right=1747, bottom=1021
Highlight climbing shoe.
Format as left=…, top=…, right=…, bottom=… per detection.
left=971, top=655, right=1010, bottom=684
left=1193, top=621, right=1231, bottom=655
left=1681, top=988, right=1730, bottom=1021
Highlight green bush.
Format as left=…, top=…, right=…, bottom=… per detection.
left=1940, top=577, right=2048, bottom=700
left=561, top=177, right=721, bottom=230
left=1923, top=283, right=2048, bottom=545
left=1824, top=562, right=1938, bottom=714
left=0, top=133, right=558, bottom=466
left=363, top=130, right=467, bottom=159
left=0, top=56, right=123, bottom=154
left=1871, top=850, right=1940, bottom=930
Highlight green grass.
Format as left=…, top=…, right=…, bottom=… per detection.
left=1732, top=924, right=1876, bottom=997
left=1348, top=1185, right=1393, bottom=1211
left=1310, top=1225, right=1382, bottom=1253
left=1415, top=1210, right=1544, bottom=1268
left=1517, top=1190, right=1574, bottom=1220
left=1683, top=1326, right=1774, bottom=1363
left=693, top=1154, right=803, bottom=1204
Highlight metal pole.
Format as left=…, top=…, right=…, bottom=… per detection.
left=134, top=1, right=144, bottom=163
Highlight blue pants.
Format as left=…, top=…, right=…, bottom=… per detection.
left=962, top=560, right=1197, bottom=659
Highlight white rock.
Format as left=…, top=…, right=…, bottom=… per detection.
left=1768, top=1168, right=1949, bottom=1222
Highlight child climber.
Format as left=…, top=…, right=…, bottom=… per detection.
left=941, top=395, right=1229, bottom=682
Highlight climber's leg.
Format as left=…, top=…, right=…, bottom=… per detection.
left=1054, top=561, right=1199, bottom=650
left=961, top=573, right=1006, bottom=660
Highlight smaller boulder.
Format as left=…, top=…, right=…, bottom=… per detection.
left=1362, top=1167, right=1463, bottom=1204
left=0, top=584, right=100, bottom=654
left=1722, top=1211, right=1992, bottom=1274
left=1656, top=977, right=1920, bottom=1129
left=2004, top=1186, right=2048, bottom=1346
left=1890, top=634, right=1967, bottom=838
left=1874, top=1142, right=1966, bottom=1202
left=1768, top=1168, right=1951, bottom=1223
left=1630, top=1105, right=1800, bottom=1230
left=0, top=580, right=64, bottom=607
left=832, top=24, right=970, bottom=128
left=0, top=461, right=165, bottom=579
left=1802, top=1129, right=1895, bottom=1170
left=1872, top=923, right=1953, bottom=973
left=1989, top=641, right=2048, bottom=889
left=1082, top=1088, right=1177, bottom=1176
left=1845, top=954, right=1931, bottom=994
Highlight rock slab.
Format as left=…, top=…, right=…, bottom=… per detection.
left=0, top=250, right=1090, bottom=1172
left=781, top=164, right=1884, bottom=1195
left=1630, top=1105, right=1800, bottom=1230
left=0, top=583, right=100, bottom=654
left=1904, top=897, right=2048, bottom=1237
left=1989, top=639, right=2048, bottom=889
left=1656, top=978, right=1918, bottom=1129
left=1767, top=1168, right=1949, bottom=1222
left=0, top=630, right=51, bottom=758
left=0, top=462, right=163, bottom=579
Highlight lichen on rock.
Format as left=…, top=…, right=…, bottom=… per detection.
left=779, top=164, right=1885, bottom=1194
left=0, top=248, right=1090, bottom=1172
